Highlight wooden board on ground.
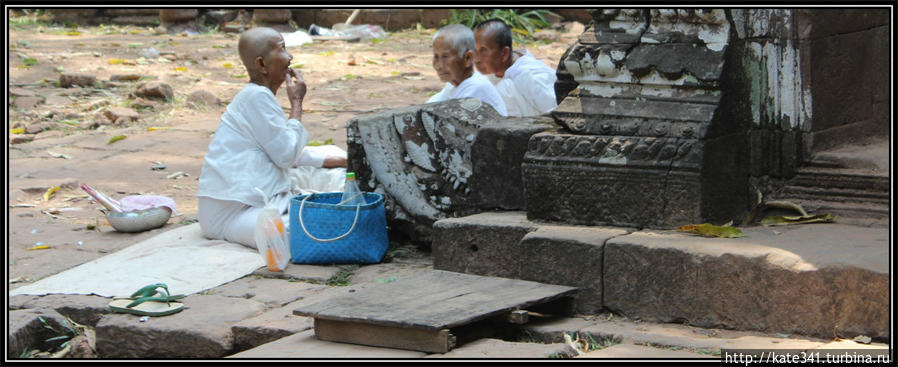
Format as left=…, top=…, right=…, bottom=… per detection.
left=293, top=270, right=577, bottom=353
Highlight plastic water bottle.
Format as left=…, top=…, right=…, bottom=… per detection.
left=339, top=172, right=366, bottom=206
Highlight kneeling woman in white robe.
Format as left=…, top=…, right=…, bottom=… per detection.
left=197, top=27, right=346, bottom=249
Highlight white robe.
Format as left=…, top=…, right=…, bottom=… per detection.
left=197, top=83, right=344, bottom=248
left=486, top=50, right=558, bottom=117
left=428, top=71, right=508, bottom=116
left=198, top=83, right=327, bottom=208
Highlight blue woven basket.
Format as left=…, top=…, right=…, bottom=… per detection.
left=289, top=192, right=388, bottom=265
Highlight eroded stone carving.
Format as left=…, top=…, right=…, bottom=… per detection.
left=347, top=99, right=503, bottom=242
left=527, top=8, right=745, bottom=228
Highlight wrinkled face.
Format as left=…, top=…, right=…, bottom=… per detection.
left=263, top=36, right=293, bottom=86
left=432, top=36, right=470, bottom=86
left=473, top=29, right=507, bottom=76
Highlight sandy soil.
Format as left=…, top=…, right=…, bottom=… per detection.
left=7, top=19, right=579, bottom=289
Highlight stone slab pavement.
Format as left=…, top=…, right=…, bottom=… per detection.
left=227, top=329, right=428, bottom=359
left=7, top=220, right=891, bottom=359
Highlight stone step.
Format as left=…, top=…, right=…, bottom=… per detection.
left=95, top=294, right=266, bottom=358
left=575, top=343, right=714, bottom=358
left=424, top=338, right=576, bottom=358
left=522, top=315, right=889, bottom=358
left=806, top=139, right=889, bottom=172
left=228, top=329, right=428, bottom=358
left=778, top=185, right=889, bottom=204
left=432, top=211, right=889, bottom=341
left=785, top=168, right=889, bottom=195
left=771, top=167, right=890, bottom=223
left=231, top=330, right=578, bottom=359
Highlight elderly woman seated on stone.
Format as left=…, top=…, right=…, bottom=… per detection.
left=427, top=24, right=508, bottom=116
left=197, top=27, right=346, bottom=249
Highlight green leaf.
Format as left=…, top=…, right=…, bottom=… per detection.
left=760, top=214, right=835, bottom=226
left=23, top=57, right=38, bottom=66
left=675, top=223, right=745, bottom=238
left=107, top=135, right=127, bottom=144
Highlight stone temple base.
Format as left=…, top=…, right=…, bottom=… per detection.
left=433, top=211, right=889, bottom=340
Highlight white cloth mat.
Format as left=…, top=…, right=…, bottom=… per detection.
left=9, top=223, right=265, bottom=298
left=10, top=146, right=350, bottom=298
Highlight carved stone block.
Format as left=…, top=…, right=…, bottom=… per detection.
left=469, top=116, right=557, bottom=211
left=432, top=212, right=537, bottom=279
left=346, top=99, right=505, bottom=243
left=520, top=226, right=628, bottom=314
left=523, top=158, right=702, bottom=228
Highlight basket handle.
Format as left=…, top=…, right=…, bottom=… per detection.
left=297, top=195, right=362, bottom=243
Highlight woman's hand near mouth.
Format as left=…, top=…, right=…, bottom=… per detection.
left=286, top=68, right=307, bottom=121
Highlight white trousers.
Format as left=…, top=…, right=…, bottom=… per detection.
left=198, top=193, right=293, bottom=249
left=198, top=165, right=347, bottom=249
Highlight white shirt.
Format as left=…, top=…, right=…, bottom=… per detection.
left=486, top=50, right=557, bottom=117
left=428, top=71, right=508, bottom=116
left=198, top=83, right=326, bottom=207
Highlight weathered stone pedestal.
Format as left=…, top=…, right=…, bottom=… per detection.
left=528, top=9, right=746, bottom=229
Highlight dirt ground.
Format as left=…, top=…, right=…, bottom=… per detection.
left=7, top=18, right=580, bottom=289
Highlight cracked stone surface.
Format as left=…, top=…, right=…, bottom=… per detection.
left=8, top=309, right=70, bottom=358
left=228, top=329, right=427, bottom=358
left=230, top=286, right=327, bottom=352
left=95, top=294, right=266, bottom=358
left=523, top=315, right=830, bottom=354
left=424, top=338, right=577, bottom=358
left=520, top=225, right=630, bottom=314
left=252, top=264, right=341, bottom=284
left=603, top=225, right=889, bottom=339
left=210, top=276, right=328, bottom=307
left=433, top=211, right=538, bottom=278
left=8, top=294, right=113, bottom=327
left=575, top=343, right=713, bottom=358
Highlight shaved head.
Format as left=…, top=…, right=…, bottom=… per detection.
left=473, top=19, right=512, bottom=53
left=239, top=27, right=282, bottom=78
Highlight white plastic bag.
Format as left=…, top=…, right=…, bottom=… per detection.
left=253, top=188, right=290, bottom=272
left=344, top=24, right=386, bottom=41
left=281, top=30, right=313, bottom=47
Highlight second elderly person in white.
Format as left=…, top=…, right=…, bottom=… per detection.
left=473, top=19, right=558, bottom=117
left=428, top=24, right=508, bottom=116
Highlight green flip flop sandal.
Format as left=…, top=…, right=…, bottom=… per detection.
left=108, top=283, right=186, bottom=316
left=108, top=298, right=184, bottom=316
left=112, top=283, right=185, bottom=302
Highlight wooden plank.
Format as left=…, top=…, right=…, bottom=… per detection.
left=294, top=270, right=577, bottom=330
left=324, top=273, right=576, bottom=329
left=314, top=318, right=456, bottom=354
